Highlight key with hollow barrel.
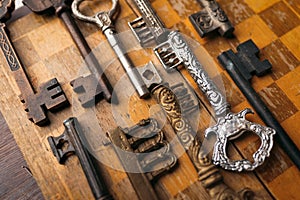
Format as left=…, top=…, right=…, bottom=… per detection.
left=23, top=0, right=113, bottom=107
left=0, top=0, right=69, bottom=126
left=71, top=0, right=152, bottom=99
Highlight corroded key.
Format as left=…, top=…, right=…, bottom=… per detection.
left=0, top=0, right=69, bottom=126
left=23, top=0, right=113, bottom=107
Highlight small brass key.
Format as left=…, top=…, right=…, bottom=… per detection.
left=0, top=0, right=69, bottom=126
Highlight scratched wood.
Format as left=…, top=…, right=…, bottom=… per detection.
left=0, top=0, right=299, bottom=199
left=0, top=111, right=44, bottom=200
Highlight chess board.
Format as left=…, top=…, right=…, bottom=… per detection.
left=0, top=0, right=299, bottom=199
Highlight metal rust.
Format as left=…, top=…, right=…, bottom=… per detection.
left=152, top=84, right=255, bottom=200
left=189, top=0, right=234, bottom=37
left=48, top=117, right=113, bottom=200
left=0, top=1, right=69, bottom=126
left=23, top=0, right=113, bottom=107
left=107, top=118, right=177, bottom=200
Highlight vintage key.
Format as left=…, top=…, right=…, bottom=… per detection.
left=48, top=117, right=113, bottom=200
left=152, top=84, right=256, bottom=199
left=107, top=118, right=177, bottom=200
left=189, top=0, right=234, bottom=37
left=218, top=40, right=300, bottom=170
left=72, top=0, right=155, bottom=99
left=130, top=0, right=276, bottom=171
left=23, top=0, right=113, bottom=107
left=0, top=0, right=69, bottom=126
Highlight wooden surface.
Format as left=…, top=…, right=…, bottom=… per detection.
left=0, top=0, right=300, bottom=199
left=0, top=111, right=44, bottom=199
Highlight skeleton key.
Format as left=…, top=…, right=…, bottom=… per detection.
left=48, top=117, right=113, bottom=200
left=0, top=0, right=69, bottom=126
left=23, top=0, right=113, bottom=107
left=131, top=0, right=276, bottom=171
left=218, top=40, right=300, bottom=170
left=152, top=85, right=256, bottom=199
left=72, top=0, right=154, bottom=99
left=189, top=0, right=234, bottom=37
left=107, top=118, right=177, bottom=200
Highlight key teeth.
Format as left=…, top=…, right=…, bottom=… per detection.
left=154, top=42, right=183, bottom=72
left=71, top=75, right=106, bottom=107
left=129, top=17, right=156, bottom=47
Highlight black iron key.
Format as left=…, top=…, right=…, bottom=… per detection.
left=0, top=0, right=69, bottom=126
left=23, top=0, right=113, bottom=107
left=218, top=39, right=300, bottom=170
left=48, top=117, right=113, bottom=200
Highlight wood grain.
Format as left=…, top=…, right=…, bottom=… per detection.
left=0, top=0, right=299, bottom=199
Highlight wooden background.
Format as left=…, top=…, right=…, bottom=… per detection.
left=1, top=0, right=300, bottom=199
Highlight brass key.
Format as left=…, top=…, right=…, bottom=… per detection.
left=0, top=0, right=69, bottom=126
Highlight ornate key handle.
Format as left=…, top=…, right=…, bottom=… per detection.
left=205, top=109, right=275, bottom=171
left=155, top=31, right=276, bottom=171
left=72, top=0, right=119, bottom=31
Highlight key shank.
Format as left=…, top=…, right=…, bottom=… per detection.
left=103, top=27, right=150, bottom=98
left=0, top=23, right=69, bottom=125
left=155, top=31, right=230, bottom=117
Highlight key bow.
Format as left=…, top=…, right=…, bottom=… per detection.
left=72, top=0, right=119, bottom=30
left=205, top=108, right=276, bottom=171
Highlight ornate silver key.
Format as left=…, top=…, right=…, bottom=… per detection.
left=71, top=0, right=159, bottom=99
left=130, top=0, right=276, bottom=171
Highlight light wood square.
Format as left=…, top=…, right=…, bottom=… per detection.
left=235, top=15, right=277, bottom=48
left=281, top=26, right=300, bottom=61
left=244, top=0, right=280, bottom=13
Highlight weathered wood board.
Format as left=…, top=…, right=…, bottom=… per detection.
left=0, top=0, right=299, bottom=199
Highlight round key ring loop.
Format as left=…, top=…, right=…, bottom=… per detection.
left=72, top=0, right=119, bottom=29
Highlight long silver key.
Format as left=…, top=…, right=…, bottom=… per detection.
left=72, top=0, right=156, bottom=99
left=130, top=0, right=276, bottom=171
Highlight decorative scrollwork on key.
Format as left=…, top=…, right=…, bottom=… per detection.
left=205, top=109, right=276, bottom=171
left=0, top=24, right=20, bottom=71
left=155, top=31, right=230, bottom=117
left=152, top=84, right=195, bottom=150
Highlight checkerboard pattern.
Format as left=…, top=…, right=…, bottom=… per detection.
left=1, top=0, right=299, bottom=199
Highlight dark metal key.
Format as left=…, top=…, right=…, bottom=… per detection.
left=218, top=40, right=300, bottom=170
left=48, top=117, right=113, bottom=200
left=23, top=0, right=113, bottom=107
left=189, top=0, right=234, bottom=37
left=0, top=0, right=69, bottom=126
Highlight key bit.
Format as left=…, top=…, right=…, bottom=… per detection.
left=48, top=118, right=113, bottom=200
left=0, top=1, right=69, bottom=126
left=107, top=118, right=177, bottom=200
left=189, top=0, right=234, bottom=37
left=23, top=0, right=114, bottom=107
left=219, top=40, right=272, bottom=81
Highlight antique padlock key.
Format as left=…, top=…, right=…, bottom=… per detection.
left=0, top=0, right=69, bottom=126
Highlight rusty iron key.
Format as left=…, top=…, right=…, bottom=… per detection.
left=0, top=0, right=69, bottom=126
left=23, top=0, right=113, bottom=107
